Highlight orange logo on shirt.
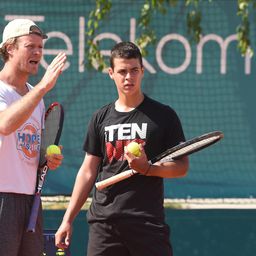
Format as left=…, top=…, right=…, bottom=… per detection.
left=17, top=123, right=40, bottom=159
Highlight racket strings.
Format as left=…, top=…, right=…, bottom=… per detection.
left=39, top=106, right=61, bottom=165
left=160, top=135, right=221, bottom=163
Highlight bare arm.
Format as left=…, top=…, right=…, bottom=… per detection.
left=145, top=156, right=189, bottom=178
left=55, top=153, right=101, bottom=249
left=125, top=145, right=189, bottom=178
left=0, top=52, right=66, bottom=135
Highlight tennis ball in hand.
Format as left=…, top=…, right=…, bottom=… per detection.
left=46, top=145, right=61, bottom=155
left=126, top=141, right=141, bottom=157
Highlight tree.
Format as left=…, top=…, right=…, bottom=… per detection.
left=85, top=0, right=256, bottom=71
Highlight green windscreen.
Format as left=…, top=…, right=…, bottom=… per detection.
left=1, top=0, right=256, bottom=198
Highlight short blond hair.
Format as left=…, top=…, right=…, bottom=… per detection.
left=0, top=38, right=18, bottom=62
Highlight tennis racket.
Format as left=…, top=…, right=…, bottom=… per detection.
left=27, top=102, right=64, bottom=232
left=95, top=131, right=224, bottom=191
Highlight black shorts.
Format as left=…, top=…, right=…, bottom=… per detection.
left=0, top=192, right=44, bottom=256
left=87, top=218, right=172, bottom=256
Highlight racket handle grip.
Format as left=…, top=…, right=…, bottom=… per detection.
left=26, top=194, right=41, bottom=233
left=95, top=169, right=137, bottom=191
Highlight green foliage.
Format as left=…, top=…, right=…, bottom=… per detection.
left=85, top=0, right=255, bottom=71
left=85, top=0, right=112, bottom=71
left=135, top=0, right=162, bottom=56
left=186, top=0, right=203, bottom=43
left=237, top=0, right=256, bottom=56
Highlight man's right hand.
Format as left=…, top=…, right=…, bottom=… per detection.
left=38, top=52, right=66, bottom=93
left=55, top=221, right=72, bottom=249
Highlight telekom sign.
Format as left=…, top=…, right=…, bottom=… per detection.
left=3, top=15, right=252, bottom=75
left=91, top=18, right=252, bottom=75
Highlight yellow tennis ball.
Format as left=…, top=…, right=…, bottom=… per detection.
left=56, top=249, right=65, bottom=256
left=126, top=141, right=141, bottom=157
left=46, top=145, right=61, bottom=155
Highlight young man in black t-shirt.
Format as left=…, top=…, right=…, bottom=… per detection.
left=56, top=42, right=189, bottom=256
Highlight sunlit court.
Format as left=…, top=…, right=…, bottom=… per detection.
left=0, top=1, right=256, bottom=256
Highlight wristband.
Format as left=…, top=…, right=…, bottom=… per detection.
left=144, top=164, right=151, bottom=176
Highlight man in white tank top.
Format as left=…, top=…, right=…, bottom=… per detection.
left=0, top=19, right=66, bottom=256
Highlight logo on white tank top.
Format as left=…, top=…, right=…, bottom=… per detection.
left=16, top=123, right=41, bottom=159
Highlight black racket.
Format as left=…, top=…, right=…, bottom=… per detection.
left=95, top=131, right=224, bottom=191
left=27, top=102, right=64, bottom=232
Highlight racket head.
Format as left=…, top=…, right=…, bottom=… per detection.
left=39, top=102, right=64, bottom=166
left=153, top=131, right=224, bottom=163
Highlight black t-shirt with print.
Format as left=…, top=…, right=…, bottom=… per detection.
left=83, top=95, right=185, bottom=223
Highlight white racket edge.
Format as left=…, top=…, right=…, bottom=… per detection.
left=95, top=169, right=138, bottom=191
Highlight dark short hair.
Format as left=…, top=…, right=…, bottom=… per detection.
left=110, top=42, right=143, bottom=69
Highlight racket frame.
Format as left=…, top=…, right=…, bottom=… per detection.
left=95, top=131, right=224, bottom=191
left=26, top=102, right=64, bottom=232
